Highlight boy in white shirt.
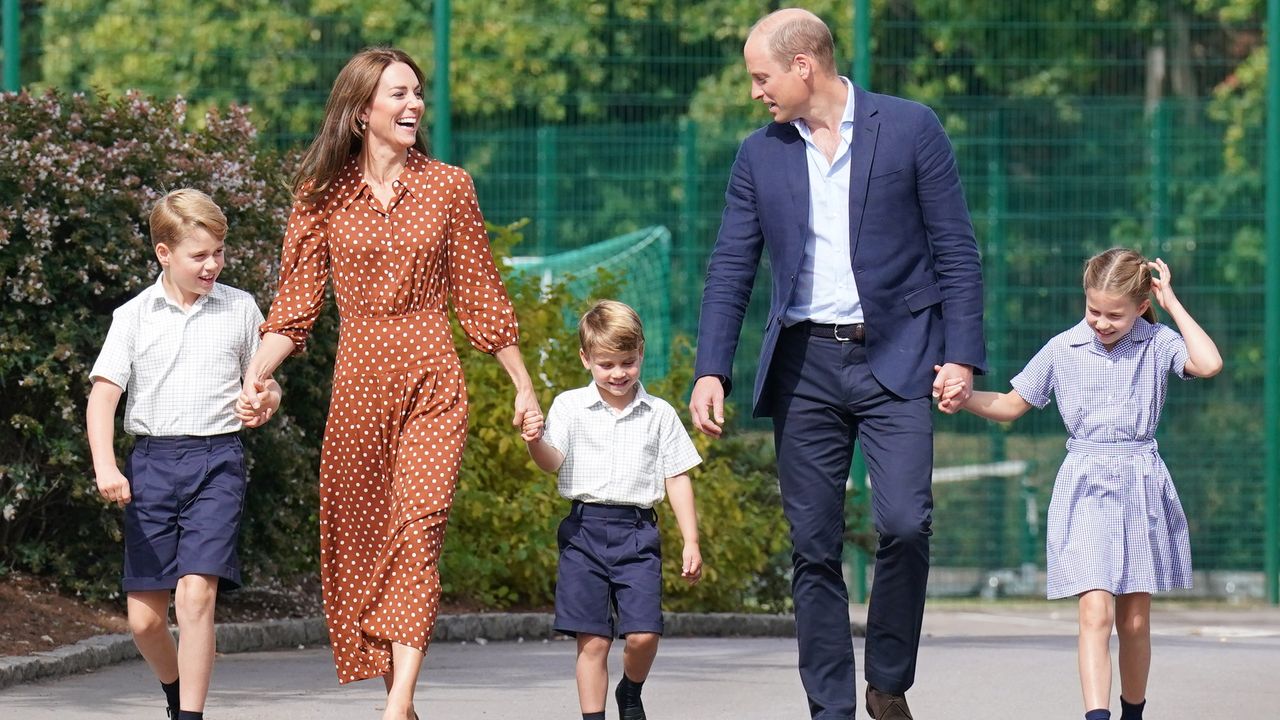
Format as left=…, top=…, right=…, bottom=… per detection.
left=522, top=299, right=702, bottom=720
left=86, top=189, right=280, bottom=720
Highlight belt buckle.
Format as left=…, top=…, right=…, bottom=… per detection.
left=833, top=324, right=853, bottom=342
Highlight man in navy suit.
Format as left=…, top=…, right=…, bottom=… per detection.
left=689, top=8, right=986, bottom=720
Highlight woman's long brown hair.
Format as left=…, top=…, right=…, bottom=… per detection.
left=292, top=47, right=431, bottom=205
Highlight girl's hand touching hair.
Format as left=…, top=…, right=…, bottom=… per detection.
left=1148, top=258, right=1181, bottom=313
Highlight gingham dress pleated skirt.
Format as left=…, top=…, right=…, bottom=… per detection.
left=1045, top=438, right=1193, bottom=599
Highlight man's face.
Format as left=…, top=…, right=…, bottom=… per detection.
left=744, top=33, right=808, bottom=123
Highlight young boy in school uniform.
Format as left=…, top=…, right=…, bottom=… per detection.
left=522, top=299, right=703, bottom=720
left=86, top=188, right=281, bottom=720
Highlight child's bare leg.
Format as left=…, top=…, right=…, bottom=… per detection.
left=1078, top=589, right=1115, bottom=712
left=174, top=574, right=218, bottom=712
left=621, top=632, right=659, bottom=682
left=576, top=633, right=612, bottom=714
left=1115, top=592, right=1152, bottom=705
left=127, top=591, right=178, bottom=683
left=382, top=642, right=424, bottom=720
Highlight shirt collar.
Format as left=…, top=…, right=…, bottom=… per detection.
left=790, top=76, right=857, bottom=140
left=582, top=381, right=654, bottom=416
left=337, top=148, right=433, bottom=210
left=146, top=275, right=218, bottom=312
left=1065, top=316, right=1157, bottom=349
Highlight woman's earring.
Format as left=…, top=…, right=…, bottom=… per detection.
left=357, top=118, right=367, bottom=133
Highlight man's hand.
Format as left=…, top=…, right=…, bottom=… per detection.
left=689, top=376, right=726, bottom=438
left=932, top=363, right=974, bottom=414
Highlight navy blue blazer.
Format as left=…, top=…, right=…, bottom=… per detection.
left=694, top=86, right=987, bottom=417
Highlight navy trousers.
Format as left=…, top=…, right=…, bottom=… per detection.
left=769, top=324, right=934, bottom=720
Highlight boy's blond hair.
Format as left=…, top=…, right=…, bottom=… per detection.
left=578, top=300, right=645, bottom=357
left=149, top=189, right=228, bottom=248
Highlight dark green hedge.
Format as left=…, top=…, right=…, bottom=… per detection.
left=0, top=90, right=790, bottom=611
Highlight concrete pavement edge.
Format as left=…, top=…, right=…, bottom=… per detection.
left=0, top=612, right=846, bottom=691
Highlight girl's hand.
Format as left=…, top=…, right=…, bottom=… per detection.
left=1148, top=257, right=1181, bottom=312
left=932, top=365, right=969, bottom=412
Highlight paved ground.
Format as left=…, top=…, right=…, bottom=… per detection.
left=4, top=604, right=1278, bottom=719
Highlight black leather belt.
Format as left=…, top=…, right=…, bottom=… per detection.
left=794, top=321, right=865, bottom=343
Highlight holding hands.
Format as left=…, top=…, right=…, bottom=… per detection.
left=520, top=408, right=545, bottom=442
left=931, top=362, right=973, bottom=414
left=235, top=377, right=282, bottom=428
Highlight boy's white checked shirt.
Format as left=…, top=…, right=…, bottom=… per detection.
left=90, top=277, right=265, bottom=437
left=542, top=383, right=701, bottom=508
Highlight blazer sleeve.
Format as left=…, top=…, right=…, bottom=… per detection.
left=914, top=108, right=987, bottom=374
left=694, top=138, right=766, bottom=391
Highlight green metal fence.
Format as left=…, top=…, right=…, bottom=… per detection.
left=3, top=1, right=1274, bottom=600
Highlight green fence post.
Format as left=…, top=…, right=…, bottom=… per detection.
left=848, top=454, right=869, bottom=604
left=854, top=0, right=871, bottom=88
left=1151, top=99, right=1172, bottom=249
left=432, top=0, right=452, bottom=163
left=536, top=125, right=558, bottom=255
left=845, top=0, right=873, bottom=607
left=679, top=118, right=700, bottom=333
left=986, top=110, right=1009, bottom=569
left=2, top=0, right=18, bottom=92
left=1265, top=0, right=1279, bottom=606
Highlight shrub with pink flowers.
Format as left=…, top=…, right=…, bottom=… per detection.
left=0, top=89, right=792, bottom=612
left=0, top=89, right=333, bottom=596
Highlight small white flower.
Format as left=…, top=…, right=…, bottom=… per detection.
left=2, top=504, right=15, bottom=521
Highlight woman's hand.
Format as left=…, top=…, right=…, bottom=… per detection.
left=513, top=385, right=542, bottom=432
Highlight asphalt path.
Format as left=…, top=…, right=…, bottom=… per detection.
left=4, top=604, right=1278, bottom=719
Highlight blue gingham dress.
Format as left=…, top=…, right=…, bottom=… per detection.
left=1011, top=318, right=1194, bottom=599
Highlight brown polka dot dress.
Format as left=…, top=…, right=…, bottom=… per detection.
left=261, top=149, right=518, bottom=684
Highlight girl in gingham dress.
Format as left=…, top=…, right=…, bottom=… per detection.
left=950, top=248, right=1222, bottom=720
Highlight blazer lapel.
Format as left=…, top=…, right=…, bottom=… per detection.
left=782, top=125, right=809, bottom=278
left=848, top=86, right=880, bottom=262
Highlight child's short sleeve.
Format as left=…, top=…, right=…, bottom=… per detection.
left=657, top=404, right=701, bottom=479
left=1154, top=324, right=1193, bottom=380
left=1009, top=340, right=1056, bottom=409
left=89, top=302, right=139, bottom=389
left=541, top=394, right=571, bottom=455
left=241, top=299, right=266, bottom=377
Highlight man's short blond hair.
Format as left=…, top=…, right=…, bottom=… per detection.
left=752, top=8, right=838, bottom=75
left=578, top=300, right=645, bottom=357
left=149, top=188, right=228, bottom=248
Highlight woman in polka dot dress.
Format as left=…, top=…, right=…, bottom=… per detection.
left=240, top=48, right=540, bottom=719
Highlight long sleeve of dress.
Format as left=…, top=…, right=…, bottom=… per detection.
left=260, top=199, right=331, bottom=353
left=445, top=169, right=519, bottom=354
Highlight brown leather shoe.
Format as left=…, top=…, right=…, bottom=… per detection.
left=866, top=685, right=914, bottom=720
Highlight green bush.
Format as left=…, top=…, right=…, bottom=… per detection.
left=0, top=89, right=329, bottom=596
left=0, top=89, right=791, bottom=612
left=443, top=222, right=791, bottom=612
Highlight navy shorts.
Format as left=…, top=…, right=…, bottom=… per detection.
left=121, top=434, right=248, bottom=593
left=554, top=501, right=664, bottom=639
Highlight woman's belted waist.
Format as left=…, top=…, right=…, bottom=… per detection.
left=1065, top=438, right=1158, bottom=456
left=335, top=310, right=458, bottom=376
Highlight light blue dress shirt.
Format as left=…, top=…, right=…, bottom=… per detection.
left=784, top=77, right=862, bottom=326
